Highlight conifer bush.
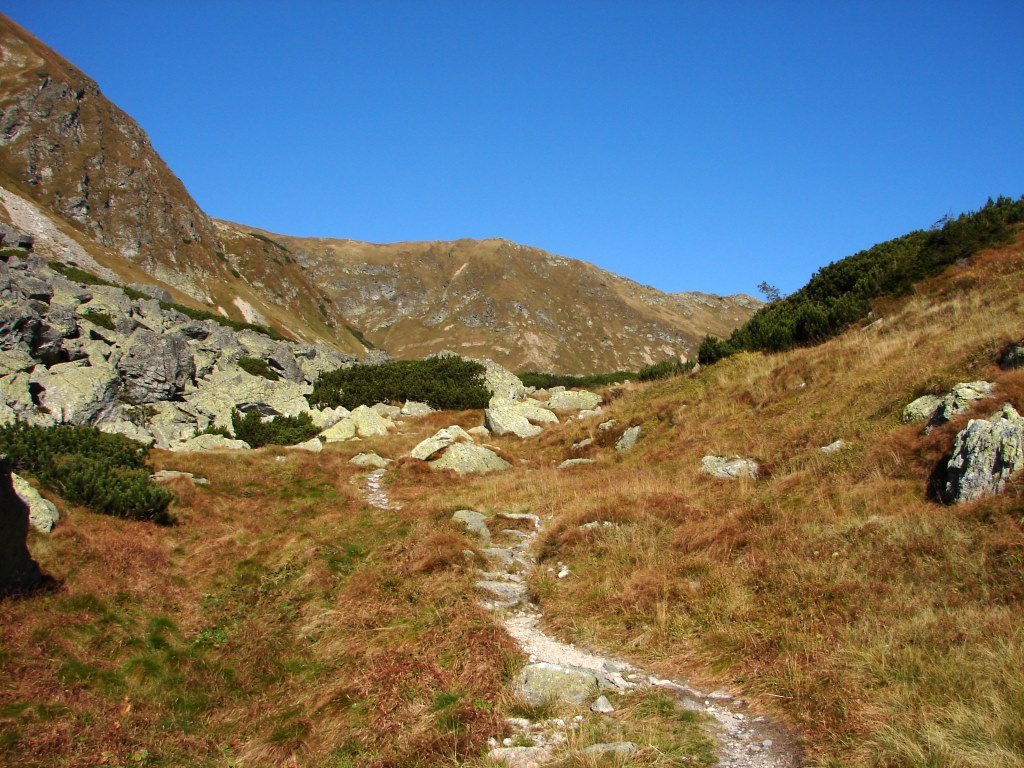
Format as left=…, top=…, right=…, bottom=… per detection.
left=0, top=423, right=172, bottom=523
left=311, top=357, right=490, bottom=410
left=229, top=410, right=320, bottom=448
left=237, top=356, right=280, bottom=381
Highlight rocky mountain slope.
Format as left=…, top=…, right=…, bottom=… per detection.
left=0, top=14, right=757, bottom=374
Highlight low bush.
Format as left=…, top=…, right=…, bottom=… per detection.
left=312, top=357, right=490, bottom=410
left=81, top=310, right=116, bottom=331
left=637, top=358, right=695, bottom=381
left=700, top=195, right=1024, bottom=363
left=230, top=410, right=320, bottom=448
left=237, top=356, right=280, bottom=381
left=518, top=369, right=636, bottom=389
left=0, top=422, right=172, bottom=523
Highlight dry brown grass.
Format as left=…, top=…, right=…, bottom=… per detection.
left=403, top=235, right=1024, bottom=767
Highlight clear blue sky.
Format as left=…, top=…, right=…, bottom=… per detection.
left=6, top=1, right=1023, bottom=296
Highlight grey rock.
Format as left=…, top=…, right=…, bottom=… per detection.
left=292, top=437, right=324, bottom=453
left=319, top=417, right=357, bottom=442
left=411, top=425, right=473, bottom=460
left=466, top=425, right=491, bottom=439
left=452, top=509, right=491, bottom=538
left=430, top=442, right=510, bottom=474
left=187, top=366, right=311, bottom=432
left=32, top=361, right=119, bottom=425
left=573, top=437, right=594, bottom=450
left=152, top=469, right=209, bottom=486
left=597, top=419, right=617, bottom=431
left=942, top=403, right=1024, bottom=504
left=0, top=456, right=43, bottom=595
left=11, top=473, right=59, bottom=533
left=485, top=398, right=545, bottom=439
left=349, top=452, right=390, bottom=469
left=546, top=389, right=602, bottom=411
left=171, top=434, right=251, bottom=452
left=590, top=695, right=615, bottom=713
left=700, top=455, right=759, bottom=480
left=1000, top=340, right=1024, bottom=370
left=558, top=458, right=595, bottom=469
left=146, top=401, right=205, bottom=449
left=480, top=357, right=528, bottom=401
left=903, top=394, right=944, bottom=424
left=932, top=381, right=995, bottom=425
left=371, top=402, right=402, bottom=419
left=476, top=579, right=524, bottom=608
left=348, top=404, right=395, bottom=437
left=0, top=302, right=41, bottom=351
left=0, top=349, right=34, bottom=376
left=615, top=425, right=641, bottom=453
left=308, top=406, right=350, bottom=430
left=820, top=439, right=846, bottom=453
left=516, top=662, right=601, bottom=706
left=127, top=283, right=173, bottom=303
left=486, top=746, right=553, bottom=768
left=117, top=328, right=195, bottom=403
left=400, top=400, right=434, bottom=417
left=581, top=742, right=637, bottom=758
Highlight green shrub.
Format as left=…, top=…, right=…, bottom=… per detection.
left=230, top=410, right=319, bottom=448
left=345, top=324, right=376, bottom=350
left=697, top=335, right=737, bottom=365
left=248, top=232, right=289, bottom=252
left=637, top=358, right=695, bottom=381
left=707, top=195, right=1024, bottom=362
left=0, top=423, right=172, bottom=523
left=518, top=369, right=636, bottom=389
left=311, top=357, right=490, bottom=411
left=81, top=310, right=116, bottom=331
left=237, top=356, right=280, bottom=381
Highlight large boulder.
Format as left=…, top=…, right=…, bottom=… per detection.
left=400, top=400, right=434, bottom=417
left=146, top=401, right=206, bottom=449
left=430, top=443, right=510, bottom=475
left=349, top=452, right=390, bottom=469
left=187, top=366, right=311, bottom=431
left=481, top=358, right=528, bottom=401
left=0, top=456, right=44, bottom=596
left=485, top=399, right=544, bottom=439
left=0, top=302, right=41, bottom=351
left=515, top=662, right=602, bottom=706
left=932, top=381, right=995, bottom=425
left=615, top=425, right=641, bottom=453
left=237, top=330, right=303, bottom=382
left=320, top=418, right=357, bottom=442
left=452, top=509, right=491, bottom=538
left=308, top=406, right=350, bottom=430
left=546, top=389, right=602, bottom=411
left=295, top=342, right=354, bottom=383
left=31, top=361, right=120, bottom=425
left=941, top=403, right=1024, bottom=504
left=349, top=404, right=395, bottom=437
left=11, top=473, right=59, bottom=533
left=701, top=455, right=759, bottom=480
left=117, top=328, right=195, bottom=403
left=902, top=394, right=944, bottom=423
left=411, top=425, right=474, bottom=460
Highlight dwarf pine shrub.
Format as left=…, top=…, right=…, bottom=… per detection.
left=0, top=422, right=172, bottom=523
left=312, top=357, right=490, bottom=411
left=237, top=356, right=280, bottom=381
left=230, top=410, right=320, bottom=448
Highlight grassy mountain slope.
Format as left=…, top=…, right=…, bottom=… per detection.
left=405, top=231, right=1024, bottom=766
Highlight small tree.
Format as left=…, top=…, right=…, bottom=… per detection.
left=757, top=281, right=782, bottom=302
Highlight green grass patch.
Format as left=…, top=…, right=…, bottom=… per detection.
left=81, top=309, right=116, bottom=331
left=236, top=356, right=280, bottom=381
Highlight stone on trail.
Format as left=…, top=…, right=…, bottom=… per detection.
left=700, top=455, right=759, bottom=480
left=615, top=425, right=641, bottom=453
left=486, top=746, right=553, bottom=768
left=581, top=742, right=638, bottom=759
left=349, top=452, right=390, bottom=469
left=942, top=403, right=1024, bottom=504
left=411, top=425, right=473, bottom=460
left=452, top=509, right=491, bottom=538
left=430, top=442, right=510, bottom=474
left=516, top=661, right=602, bottom=706
left=11, top=473, right=59, bottom=533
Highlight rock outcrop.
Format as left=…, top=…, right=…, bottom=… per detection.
left=11, top=472, right=59, bottom=533
left=941, top=403, right=1024, bottom=504
left=429, top=442, right=510, bottom=475
left=0, top=455, right=44, bottom=595
left=411, top=425, right=473, bottom=461
left=903, top=382, right=994, bottom=426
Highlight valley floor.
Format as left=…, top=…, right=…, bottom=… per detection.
left=3, top=236, right=1024, bottom=768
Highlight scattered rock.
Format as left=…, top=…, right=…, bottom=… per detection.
left=546, top=389, right=602, bottom=411
left=0, top=456, right=44, bottom=595
left=572, top=438, right=593, bottom=450
left=1000, top=340, right=1024, bottom=370
left=558, top=458, right=595, bottom=469
left=615, top=425, right=641, bottom=453
left=452, top=509, right=491, bottom=538
left=516, top=662, right=601, bottom=706
left=171, top=434, right=251, bottom=452
left=348, top=404, right=396, bottom=437
left=320, top=418, right=357, bottom=442
left=932, top=381, right=995, bottom=425
left=292, top=437, right=324, bottom=453
left=700, top=455, right=759, bottom=480
left=597, top=419, right=617, bottom=431
left=941, top=403, right=1024, bottom=504
left=902, top=394, right=944, bottom=424
left=308, top=406, right=350, bottom=430
left=486, top=746, right=553, bottom=768
left=467, top=425, right=491, bottom=439
left=152, top=469, right=210, bottom=486
left=480, top=358, right=528, bottom=401
left=581, top=742, right=637, bottom=759
left=411, top=425, right=473, bottom=460
left=11, top=473, right=59, bottom=533
left=485, top=397, right=556, bottom=439
left=370, top=402, right=401, bottom=419
left=400, top=400, right=434, bottom=417
left=819, top=439, right=846, bottom=453
left=577, top=408, right=601, bottom=420
left=188, top=366, right=311, bottom=431
left=349, top=452, right=390, bottom=469
left=590, top=695, right=615, bottom=713
left=430, top=442, right=510, bottom=475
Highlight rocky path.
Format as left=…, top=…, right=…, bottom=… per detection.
left=359, top=479, right=799, bottom=767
